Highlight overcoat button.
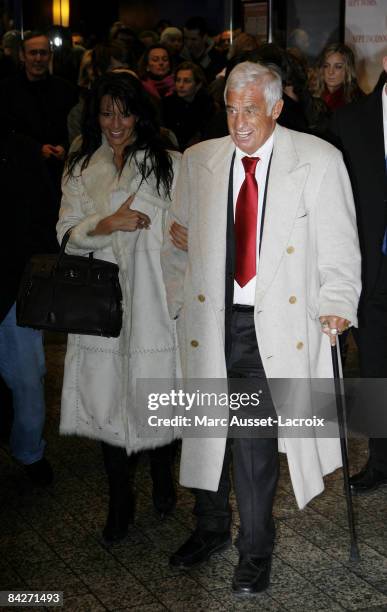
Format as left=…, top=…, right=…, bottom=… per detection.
left=191, top=340, right=199, bottom=347
left=296, top=341, right=304, bottom=350
left=286, top=246, right=295, bottom=254
left=198, top=294, right=205, bottom=302
left=289, top=296, right=297, bottom=304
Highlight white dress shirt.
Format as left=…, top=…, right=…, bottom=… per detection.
left=233, top=133, right=274, bottom=305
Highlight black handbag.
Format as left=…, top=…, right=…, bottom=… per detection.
left=16, top=230, right=123, bottom=337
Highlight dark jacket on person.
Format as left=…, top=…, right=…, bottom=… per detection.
left=0, top=71, right=77, bottom=207
left=162, top=88, right=215, bottom=151
left=0, top=119, right=58, bottom=323
left=0, top=70, right=77, bottom=149
left=330, top=88, right=387, bottom=301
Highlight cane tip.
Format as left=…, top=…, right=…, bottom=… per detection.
left=349, top=545, right=360, bottom=563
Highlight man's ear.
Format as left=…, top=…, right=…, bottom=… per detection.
left=272, top=98, right=284, bottom=121
left=19, top=48, right=25, bottom=63
left=383, top=56, right=387, bottom=74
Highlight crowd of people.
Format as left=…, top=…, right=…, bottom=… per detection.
left=0, top=14, right=386, bottom=597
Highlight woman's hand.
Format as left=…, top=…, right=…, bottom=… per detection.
left=170, top=221, right=188, bottom=251
left=89, top=194, right=151, bottom=236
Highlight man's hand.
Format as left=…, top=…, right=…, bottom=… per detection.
left=89, top=194, right=151, bottom=236
left=170, top=221, right=188, bottom=251
left=319, top=315, right=350, bottom=346
left=41, top=144, right=58, bottom=159
left=51, top=145, right=66, bottom=160
left=41, top=144, right=66, bottom=160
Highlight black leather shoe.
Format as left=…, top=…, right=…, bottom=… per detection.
left=232, top=555, right=271, bottom=596
left=350, top=463, right=387, bottom=495
left=24, top=457, right=53, bottom=486
left=102, top=493, right=135, bottom=545
left=170, top=530, right=231, bottom=569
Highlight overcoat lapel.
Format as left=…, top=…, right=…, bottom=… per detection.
left=255, top=124, right=309, bottom=304
left=198, top=137, right=235, bottom=310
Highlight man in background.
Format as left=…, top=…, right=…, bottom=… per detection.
left=0, top=117, right=57, bottom=485
left=0, top=30, right=77, bottom=218
left=331, top=56, right=387, bottom=494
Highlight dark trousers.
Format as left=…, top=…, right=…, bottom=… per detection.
left=355, top=292, right=387, bottom=474
left=194, top=309, right=279, bottom=557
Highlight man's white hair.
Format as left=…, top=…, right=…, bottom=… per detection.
left=224, top=61, right=283, bottom=115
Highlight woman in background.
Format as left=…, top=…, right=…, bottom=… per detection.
left=162, top=61, right=214, bottom=151
left=139, top=44, right=175, bottom=100
left=313, top=43, right=364, bottom=111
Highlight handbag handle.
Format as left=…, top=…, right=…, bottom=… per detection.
left=58, top=229, right=93, bottom=266
left=47, top=230, right=95, bottom=322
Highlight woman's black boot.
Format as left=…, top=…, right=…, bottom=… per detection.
left=101, top=442, right=137, bottom=544
left=149, top=443, right=177, bottom=518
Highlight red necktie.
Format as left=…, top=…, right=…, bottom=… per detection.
left=235, top=156, right=260, bottom=288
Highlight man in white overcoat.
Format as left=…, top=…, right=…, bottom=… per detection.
left=161, top=62, right=361, bottom=595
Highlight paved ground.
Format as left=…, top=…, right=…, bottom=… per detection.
left=0, top=335, right=386, bottom=611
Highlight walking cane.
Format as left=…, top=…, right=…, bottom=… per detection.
left=330, top=333, right=360, bottom=562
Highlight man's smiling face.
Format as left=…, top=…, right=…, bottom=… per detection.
left=226, top=83, right=283, bottom=154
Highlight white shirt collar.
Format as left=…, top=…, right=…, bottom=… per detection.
left=235, top=132, right=274, bottom=163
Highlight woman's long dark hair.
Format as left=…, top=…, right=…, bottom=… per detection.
left=66, top=71, right=174, bottom=198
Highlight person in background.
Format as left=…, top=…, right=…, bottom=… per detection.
left=313, top=43, right=364, bottom=112
left=214, top=30, right=232, bottom=60
left=71, top=32, right=85, bottom=48
left=162, top=61, right=214, bottom=151
left=50, top=26, right=84, bottom=85
left=67, top=49, right=93, bottom=146
left=285, top=48, right=330, bottom=137
left=138, top=30, right=159, bottom=49
left=208, top=33, right=259, bottom=109
left=57, top=72, right=181, bottom=544
left=0, top=30, right=22, bottom=78
left=138, top=44, right=175, bottom=100
left=287, top=28, right=310, bottom=58
left=250, top=44, right=309, bottom=132
left=91, top=41, right=133, bottom=77
left=160, top=27, right=184, bottom=70
left=228, top=33, right=258, bottom=60
left=155, top=19, right=172, bottom=37
left=0, top=30, right=77, bottom=220
left=330, top=56, right=387, bottom=495
left=109, top=22, right=144, bottom=67
left=182, top=16, right=226, bottom=83
left=0, top=116, right=58, bottom=486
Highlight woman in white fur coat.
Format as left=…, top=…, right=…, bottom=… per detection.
left=57, top=72, right=181, bottom=544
